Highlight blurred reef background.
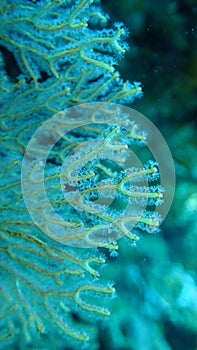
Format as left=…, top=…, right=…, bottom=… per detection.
left=100, top=0, right=197, bottom=349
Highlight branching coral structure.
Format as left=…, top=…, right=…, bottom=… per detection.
left=0, top=1, right=163, bottom=349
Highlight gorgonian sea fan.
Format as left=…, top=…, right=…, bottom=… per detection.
left=0, top=0, right=163, bottom=348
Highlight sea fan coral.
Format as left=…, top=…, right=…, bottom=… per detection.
left=0, top=1, right=163, bottom=349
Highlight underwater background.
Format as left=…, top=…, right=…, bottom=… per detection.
left=102, top=0, right=197, bottom=349
left=0, top=0, right=197, bottom=349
